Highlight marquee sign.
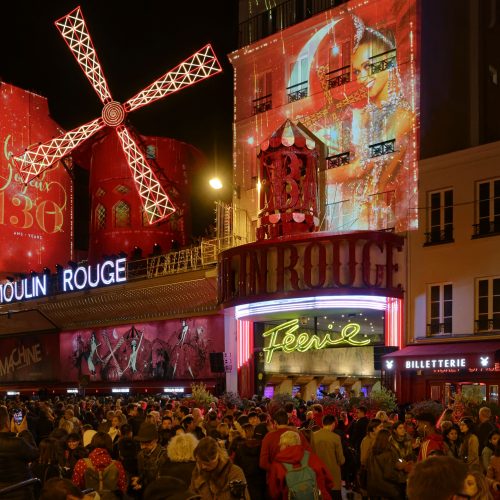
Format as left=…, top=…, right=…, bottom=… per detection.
left=0, top=258, right=126, bottom=304
left=218, top=231, right=404, bottom=306
left=263, top=318, right=371, bottom=363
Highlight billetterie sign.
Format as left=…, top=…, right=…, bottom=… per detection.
left=0, top=258, right=127, bottom=304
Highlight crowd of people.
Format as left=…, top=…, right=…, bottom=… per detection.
left=0, top=394, right=500, bottom=500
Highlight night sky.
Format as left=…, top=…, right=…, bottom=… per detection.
left=0, top=1, right=238, bottom=236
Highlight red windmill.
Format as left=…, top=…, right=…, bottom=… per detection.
left=14, top=6, right=222, bottom=225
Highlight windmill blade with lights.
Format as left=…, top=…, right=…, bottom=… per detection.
left=14, top=6, right=222, bottom=224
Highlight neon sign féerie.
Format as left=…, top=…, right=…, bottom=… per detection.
left=262, top=319, right=371, bottom=363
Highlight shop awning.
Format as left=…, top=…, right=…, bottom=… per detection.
left=382, top=341, right=500, bottom=358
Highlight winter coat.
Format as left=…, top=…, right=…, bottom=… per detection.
left=366, top=450, right=402, bottom=499
left=390, top=434, right=415, bottom=461
left=483, top=445, right=495, bottom=472
left=360, top=433, right=376, bottom=467
left=234, top=438, right=266, bottom=500
left=460, top=433, right=480, bottom=466
left=0, top=431, right=39, bottom=500
left=267, top=444, right=333, bottom=500
left=418, top=433, right=445, bottom=461
left=190, top=454, right=250, bottom=500
left=159, top=460, right=196, bottom=488
left=350, top=416, right=369, bottom=453
left=137, top=443, right=168, bottom=489
left=72, top=447, right=127, bottom=493
left=311, top=428, right=345, bottom=491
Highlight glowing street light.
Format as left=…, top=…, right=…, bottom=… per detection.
left=209, top=177, right=223, bottom=190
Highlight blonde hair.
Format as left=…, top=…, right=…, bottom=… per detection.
left=279, top=430, right=301, bottom=449
left=167, top=433, right=199, bottom=462
left=375, top=411, right=388, bottom=422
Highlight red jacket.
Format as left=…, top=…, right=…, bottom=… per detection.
left=268, top=445, right=333, bottom=500
left=260, top=427, right=311, bottom=471
left=418, top=433, right=445, bottom=461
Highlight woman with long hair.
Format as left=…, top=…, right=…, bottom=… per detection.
left=459, top=418, right=480, bottom=466
left=443, top=424, right=462, bottom=460
left=30, top=438, right=62, bottom=489
left=367, top=428, right=405, bottom=499
left=483, top=430, right=500, bottom=472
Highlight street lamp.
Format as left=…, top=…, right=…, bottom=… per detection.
left=209, top=177, right=223, bottom=190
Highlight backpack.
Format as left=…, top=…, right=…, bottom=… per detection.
left=83, top=458, right=120, bottom=500
left=282, top=451, right=320, bottom=500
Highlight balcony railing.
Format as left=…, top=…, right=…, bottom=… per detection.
left=287, top=81, right=308, bottom=102
left=472, top=219, right=500, bottom=238
left=475, top=318, right=500, bottom=333
left=370, top=49, right=397, bottom=75
left=424, top=227, right=454, bottom=246
left=326, top=151, right=350, bottom=169
left=252, top=94, right=272, bottom=115
left=238, top=0, right=349, bottom=47
left=426, top=322, right=452, bottom=336
left=369, top=139, right=395, bottom=158
left=326, top=65, right=350, bottom=89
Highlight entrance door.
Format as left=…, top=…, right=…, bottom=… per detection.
left=430, top=384, right=442, bottom=401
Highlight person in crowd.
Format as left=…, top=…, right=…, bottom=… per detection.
left=132, top=422, right=168, bottom=492
left=63, top=432, right=87, bottom=476
left=59, top=408, right=81, bottom=435
left=268, top=430, right=333, bottom=500
left=463, top=468, right=494, bottom=500
left=259, top=409, right=310, bottom=471
left=30, top=437, right=63, bottom=493
left=39, top=477, right=93, bottom=500
left=375, top=410, right=392, bottom=430
left=407, top=455, right=468, bottom=500
left=72, top=431, right=127, bottom=496
left=312, top=404, right=324, bottom=428
left=254, top=413, right=270, bottom=440
left=443, top=424, right=462, bottom=460
left=311, top=414, right=345, bottom=500
left=182, top=415, right=206, bottom=440
left=350, top=406, right=370, bottom=456
left=37, top=405, right=56, bottom=443
left=233, top=423, right=265, bottom=500
left=366, top=428, right=405, bottom=500
left=107, top=415, right=122, bottom=444
left=416, top=412, right=445, bottom=461
left=459, top=417, right=480, bottom=466
left=390, top=421, right=415, bottom=463
left=204, top=412, right=220, bottom=438
left=158, top=433, right=198, bottom=487
left=478, top=408, right=497, bottom=455
left=358, top=418, right=383, bottom=496
left=487, top=442, right=500, bottom=490
left=190, top=436, right=250, bottom=500
left=0, top=405, right=39, bottom=500
left=158, top=416, right=174, bottom=446
left=483, top=430, right=500, bottom=472
left=127, top=404, right=145, bottom=436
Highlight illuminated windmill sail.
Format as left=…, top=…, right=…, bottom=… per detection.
left=14, top=6, right=222, bottom=224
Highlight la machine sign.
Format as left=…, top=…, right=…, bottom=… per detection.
left=0, top=258, right=127, bottom=304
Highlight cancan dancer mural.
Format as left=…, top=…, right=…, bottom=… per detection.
left=61, top=316, right=223, bottom=382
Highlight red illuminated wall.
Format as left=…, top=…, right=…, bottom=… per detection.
left=75, top=132, right=204, bottom=263
left=60, top=315, right=224, bottom=383
left=0, top=83, right=73, bottom=273
left=231, top=0, right=419, bottom=232
left=0, top=334, right=59, bottom=383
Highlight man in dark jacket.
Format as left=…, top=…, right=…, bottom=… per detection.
left=349, top=406, right=369, bottom=454
left=477, top=407, right=496, bottom=454
left=0, top=405, right=39, bottom=500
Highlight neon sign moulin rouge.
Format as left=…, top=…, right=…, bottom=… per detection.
left=0, top=258, right=127, bottom=304
left=263, top=319, right=371, bottom=363
left=218, top=231, right=403, bottom=305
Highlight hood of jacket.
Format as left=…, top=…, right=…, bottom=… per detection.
left=88, top=447, right=113, bottom=470
left=274, top=444, right=305, bottom=465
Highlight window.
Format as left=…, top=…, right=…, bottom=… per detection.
left=253, top=71, right=272, bottom=115
left=425, top=189, right=453, bottom=245
left=427, top=284, right=453, bottom=335
left=474, top=178, right=500, bottom=237
left=287, top=56, right=308, bottom=102
left=476, top=277, right=500, bottom=332
left=327, top=40, right=351, bottom=89
left=114, top=200, right=131, bottom=228
left=95, top=204, right=106, bottom=230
